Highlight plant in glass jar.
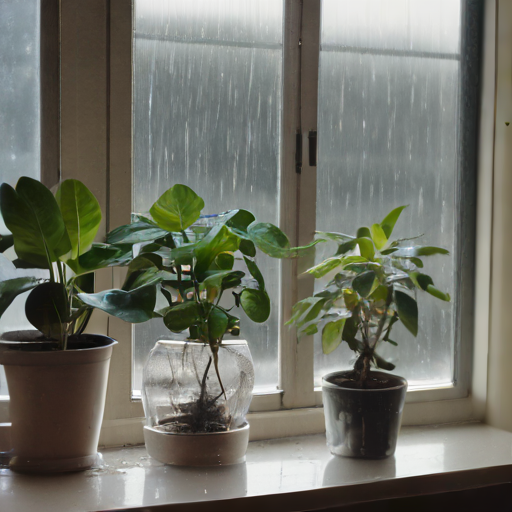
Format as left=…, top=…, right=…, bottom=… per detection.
left=0, top=177, right=157, bottom=473
left=107, top=183, right=318, bottom=465
left=287, top=206, right=450, bottom=459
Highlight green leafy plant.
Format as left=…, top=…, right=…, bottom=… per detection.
left=105, top=184, right=319, bottom=431
left=0, top=177, right=157, bottom=349
left=287, top=206, right=450, bottom=386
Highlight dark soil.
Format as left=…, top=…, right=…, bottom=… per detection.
left=326, top=370, right=406, bottom=390
left=157, top=398, right=232, bottom=434
left=0, top=331, right=114, bottom=351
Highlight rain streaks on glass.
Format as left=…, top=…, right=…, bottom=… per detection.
left=133, top=0, right=284, bottom=393
left=315, top=0, right=462, bottom=388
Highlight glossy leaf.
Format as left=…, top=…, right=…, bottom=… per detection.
left=1, top=178, right=71, bottom=268
left=394, top=290, right=418, bottom=336
left=200, top=270, right=244, bottom=291
left=56, top=179, right=102, bottom=260
left=322, top=319, right=346, bottom=354
left=0, top=276, right=45, bottom=317
left=380, top=205, right=408, bottom=238
left=194, top=224, right=240, bottom=274
left=240, top=288, right=270, bottom=323
left=306, top=257, right=343, bottom=278
left=149, top=184, right=204, bottom=231
left=76, top=243, right=133, bottom=274
left=370, top=223, right=387, bottom=251
left=224, top=209, right=256, bottom=232
left=78, top=284, right=157, bottom=323
left=107, top=221, right=169, bottom=245
left=25, top=282, right=68, bottom=341
left=213, top=252, right=235, bottom=271
left=352, top=271, right=376, bottom=298
left=356, top=237, right=375, bottom=261
left=163, top=301, right=200, bottom=332
left=243, top=256, right=265, bottom=290
left=208, top=306, right=229, bottom=339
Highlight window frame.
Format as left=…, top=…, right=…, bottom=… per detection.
left=0, top=0, right=498, bottom=445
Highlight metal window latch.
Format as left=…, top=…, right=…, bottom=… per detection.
left=308, top=130, right=317, bottom=167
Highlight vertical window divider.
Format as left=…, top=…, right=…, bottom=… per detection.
left=280, top=0, right=321, bottom=409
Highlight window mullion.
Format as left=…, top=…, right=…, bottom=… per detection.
left=280, top=0, right=321, bottom=409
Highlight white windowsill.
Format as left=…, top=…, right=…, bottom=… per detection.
left=2, top=422, right=512, bottom=511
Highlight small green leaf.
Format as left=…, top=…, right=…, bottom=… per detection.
left=240, top=288, right=270, bottom=323
left=163, top=301, right=201, bottom=332
left=352, top=271, right=376, bottom=298
left=370, top=224, right=388, bottom=251
left=373, top=352, right=396, bottom=371
left=356, top=237, right=375, bottom=260
left=411, top=246, right=449, bottom=257
left=302, top=323, right=318, bottom=335
left=335, top=240, right=357, bottom=256
left=395, top=290, right=418, bottom=336
left=200, top=270, right=244, bottom=291
left=214, top=252, right=235, bottom=270
left=426, top=284, right=451, bottom=302
left=239, top=239, right=256, bottom=257
left=322, top=319, right=346, bottom=354
left=380, top=205, right=408, bottom=238
left=243, top=256, right=265, bottom=291
left=306, top=257, right=343, bottom=278
left=356, top=227, right=371, bottom=239
left=224, top=209, right=256, bottom=232
left=208, top=306, right=229, bottom=339
left=149, top=184, right=204, bottom=231
left=194, top=225, right=240, bottom=274
left=315, top=231, right=354, bottom=242
left=76, top=243, right=133, bottom=274
left=380, top=248, right=398, bottom=255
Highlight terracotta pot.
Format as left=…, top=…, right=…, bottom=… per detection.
left=322, top=370, right=407, bottom=459
left=0, top=333, right=117, bottom=473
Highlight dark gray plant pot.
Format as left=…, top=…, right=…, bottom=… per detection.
left=322, top=370, right=407, bottom=459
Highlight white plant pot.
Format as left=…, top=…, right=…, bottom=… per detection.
left=0, top=333, right=116, bottom=473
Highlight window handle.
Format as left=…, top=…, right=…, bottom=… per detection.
left=308, top=130, right=317, bottom=167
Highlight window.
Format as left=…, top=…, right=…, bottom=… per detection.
left=0, top=0, right=491, bottom=442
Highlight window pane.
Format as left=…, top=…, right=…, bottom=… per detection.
left=315, top=0, right=465, bottom=388
left=0, top=0, right=41, bottom=398
left=132, top=0, right=284, bottom=394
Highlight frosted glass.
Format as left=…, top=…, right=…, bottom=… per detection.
left=314, top=0, right=462, bottom=388
left=0, top=0, right=41, bottom=398
left=0, top=0, right=40, bottom=185
left=132, top=0, right=283, bottom=393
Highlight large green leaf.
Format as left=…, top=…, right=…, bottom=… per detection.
left=107, top=221, right=169, bottom=245
left=25, top=282, right=69, bottom=341
left=248, top=222, right=322, bottom=258
left=240, top=288, right=270, bottom=323
left=78, top=284, right=157, bottom=323
left=163, top=301, right=200, bottom=332
left=224, top=209, right=256, bottom=232
left=194, top=225, right=240, bottom=274
left=394, top=290, right=418, bottom=336
left=380, top=205, right=408, bottom=238
left=1, top=178, right=71, bottom=268
left=76, top=243, right=133, bottom=274
left=322, top=319, right=346, bottom=354
left=0, top=276, right=45, bottom=317
left=208, top=306, right=229, bottom=339
left=243, top=256, right=265, bottom=290
left=56, top=179, right=102, bottom=261
left=149, top=184, right=204, bottom=231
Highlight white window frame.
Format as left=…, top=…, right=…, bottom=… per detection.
left=0, top=0, right=504, bottom=447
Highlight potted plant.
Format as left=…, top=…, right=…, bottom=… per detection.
left=0, top=177, right=157, bottom=473
left=287, top=206, right=450, bottom=458
left=107, top=184, right=317, bottom=466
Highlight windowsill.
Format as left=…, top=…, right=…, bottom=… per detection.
left=2, top=422, right=512, bottom=511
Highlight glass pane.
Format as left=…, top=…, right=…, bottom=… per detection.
left=132, top=0, right=284, bottom=394
left=314, top=0, right=462, bottom=388
left=0, top=0, right=41, bottom=398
